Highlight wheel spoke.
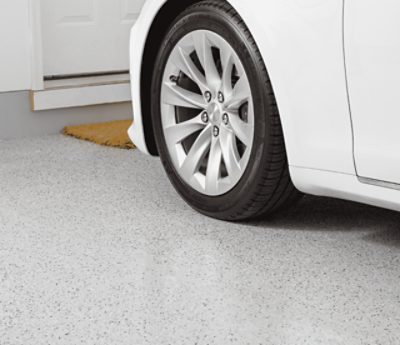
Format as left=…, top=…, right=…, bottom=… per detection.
left=192, top=31, right=220, bottom=89
left=180, top=125, right=212, bottom=179
left=219, top=41, right=234, bottom=96
left=220, top=127, right=242, bottom=179
left=225, top=76, right=251, bottom=110
left=164, top=113, right=206, bottom=144
left=173, top=46, right=208, bottom=92
left=205, top=137, right=222, bottom=194
left=163, top=82, right=206, bottom=109
left=229, top=112, right=253, bottom=147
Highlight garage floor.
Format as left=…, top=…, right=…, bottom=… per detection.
left=1, top=135, right=399, bottom=345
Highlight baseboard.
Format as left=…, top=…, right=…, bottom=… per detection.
left=30, top=73, right=131, bottom=111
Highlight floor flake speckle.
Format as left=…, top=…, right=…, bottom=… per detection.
left=0, top=135, right=399, bottom=345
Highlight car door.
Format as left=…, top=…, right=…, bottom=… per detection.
left=345, top=0, right=400, bottom=185
left=41, top=0, right=145, bottom=77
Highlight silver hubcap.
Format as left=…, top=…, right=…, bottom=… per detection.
left=161, top=30, right=255, bottom=196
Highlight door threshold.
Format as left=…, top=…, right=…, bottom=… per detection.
left=31, top=73, right=131, bottom=111
left=44, top=70, right=129, bottom=81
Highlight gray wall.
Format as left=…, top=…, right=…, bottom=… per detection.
left=0, top=91, right=133, bottom=140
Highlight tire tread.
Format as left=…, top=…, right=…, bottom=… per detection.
left=188, top=1, right=302, bottom=220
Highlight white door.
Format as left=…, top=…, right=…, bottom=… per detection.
left=41, top=0, right=145, bottom=77
left=345, top=0, right=400, bottom=184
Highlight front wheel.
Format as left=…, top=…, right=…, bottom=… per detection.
left=151, top=0, right=301, bottom=221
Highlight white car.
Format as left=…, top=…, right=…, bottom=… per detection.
left=129, top=0, right=400, bottom=220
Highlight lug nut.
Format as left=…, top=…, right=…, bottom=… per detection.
left=218, top=92, right=224, bottom=103
left=201, top=112, right=209, bottom=123
left=213, top=126, right=220, bottom=137
left=205, top=91, right=212, bottom=103
left=222, top=113, right=229, bottom=125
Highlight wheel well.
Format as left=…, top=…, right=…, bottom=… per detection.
left=140, top=0, right=209, bottom=155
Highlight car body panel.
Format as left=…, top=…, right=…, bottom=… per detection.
left=291, top=167, right=400, bottom=212
left=345, top=0, right=400, bottom=185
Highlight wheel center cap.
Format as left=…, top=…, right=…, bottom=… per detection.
left=207, top=103, right=221, bottom=124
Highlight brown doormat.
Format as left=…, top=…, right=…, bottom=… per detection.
left=63, top=120, right=135, bottom=149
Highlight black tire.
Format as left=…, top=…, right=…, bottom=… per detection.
left=151, top=0, right=302, bottom=221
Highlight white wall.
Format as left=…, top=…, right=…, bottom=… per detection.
left=0, top=0, right=34, bottom=92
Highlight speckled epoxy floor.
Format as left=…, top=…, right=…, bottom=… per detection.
left=0, top=135, right=400, bottom=345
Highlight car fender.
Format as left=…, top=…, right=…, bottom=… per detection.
left=129, top=0, right=356, bottom=179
